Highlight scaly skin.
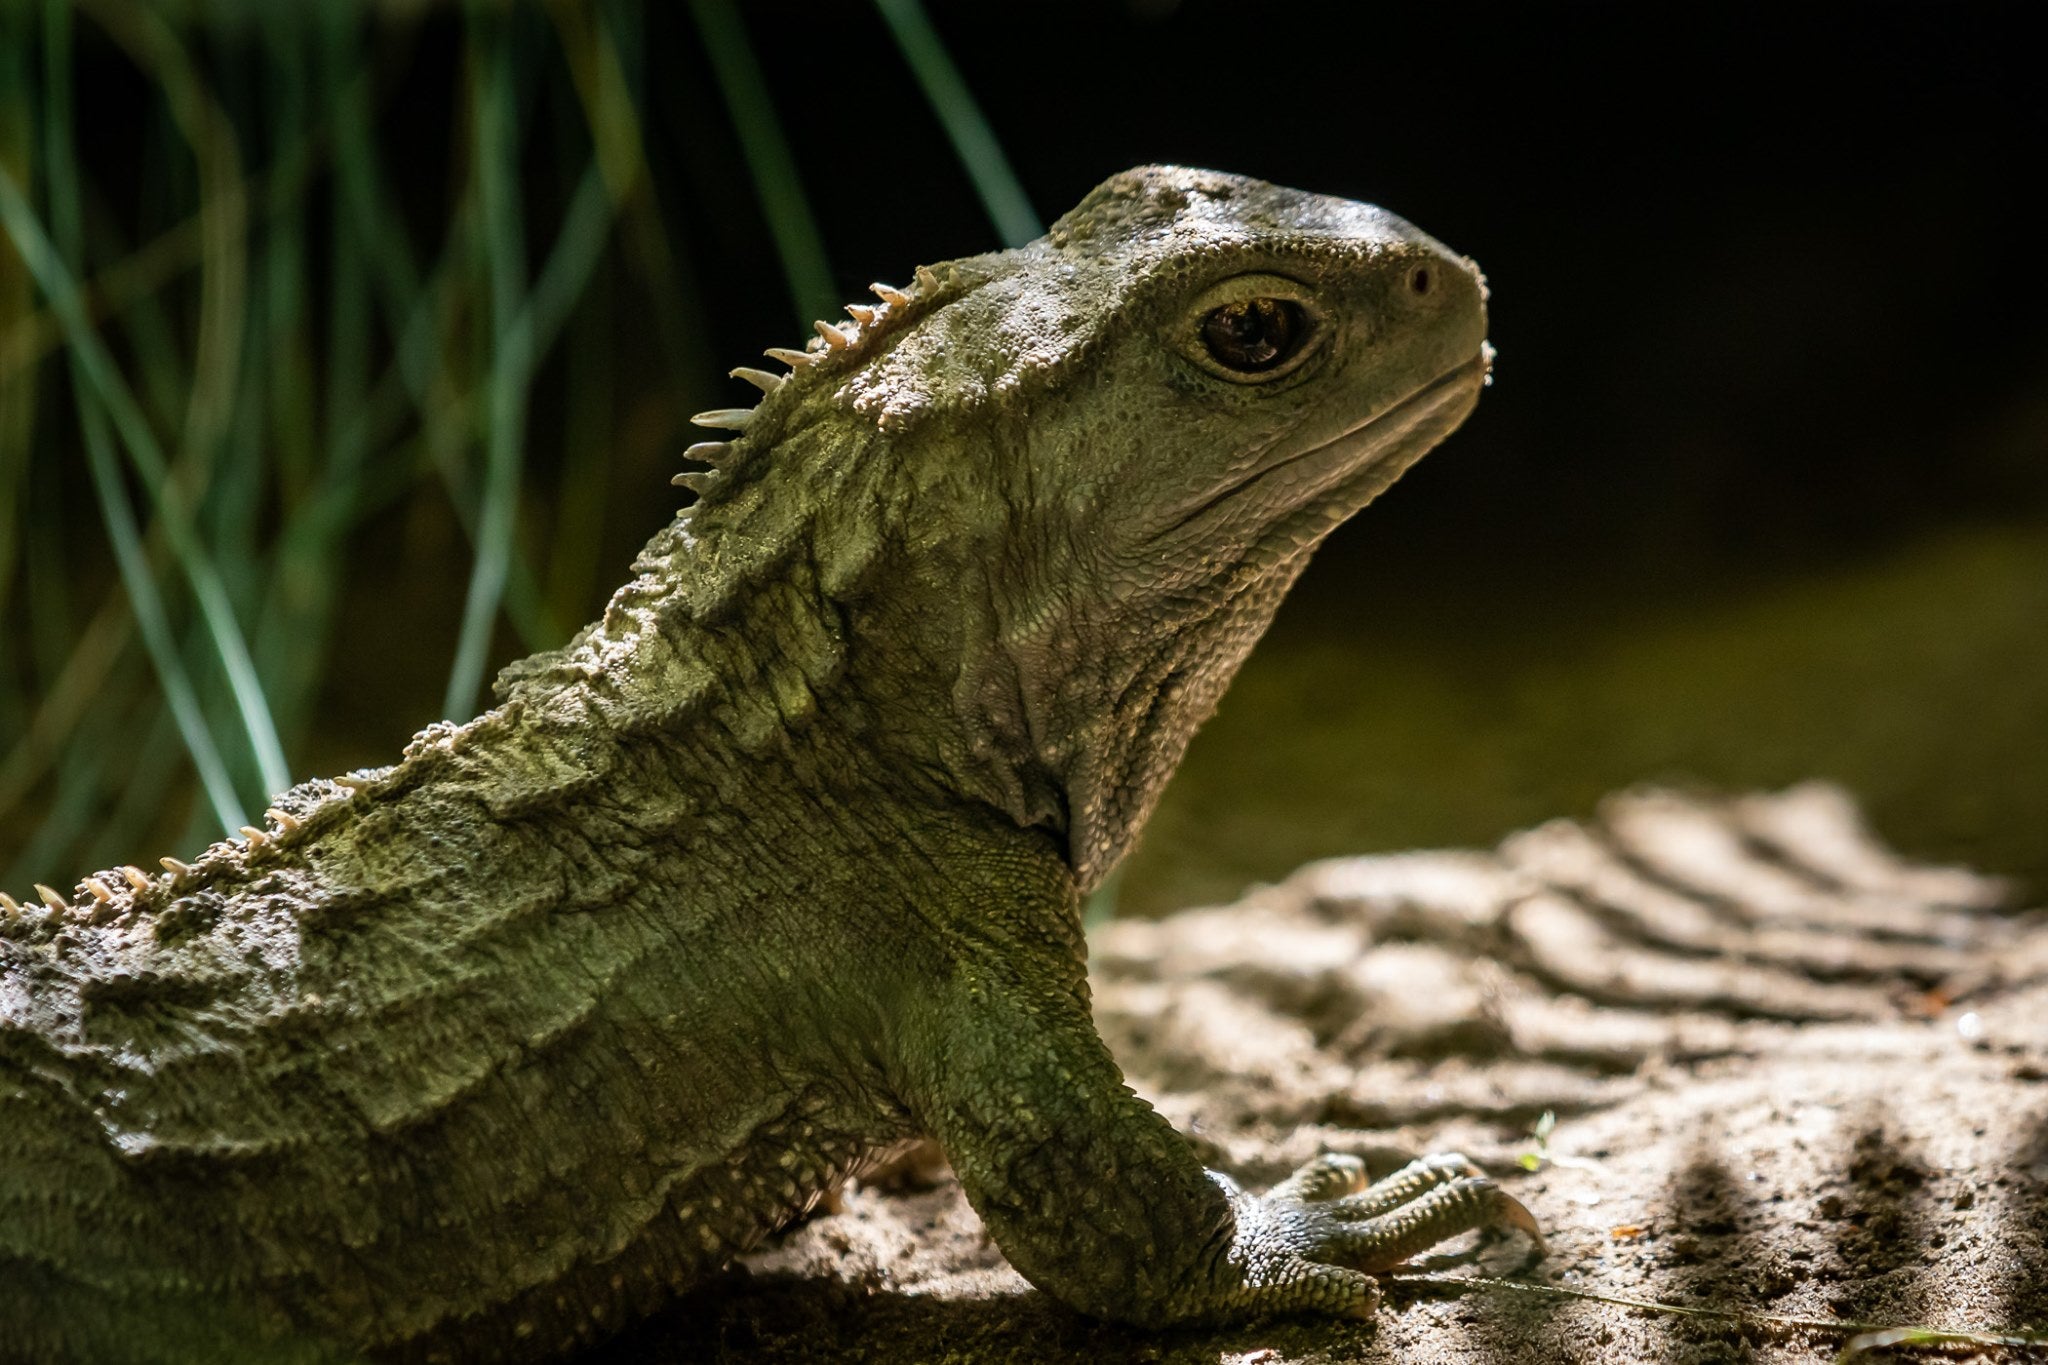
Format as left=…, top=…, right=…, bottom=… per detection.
left=0, top=167, right=1533, bottom=1363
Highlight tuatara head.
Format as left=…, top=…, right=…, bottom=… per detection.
left=672, top=166, right=1489, bottom=889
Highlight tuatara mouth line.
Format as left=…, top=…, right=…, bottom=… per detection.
left=1171, top=345, right=1491, bottom=536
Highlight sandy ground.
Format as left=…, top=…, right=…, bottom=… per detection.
left=590, top=784, right=2048, bottom=1365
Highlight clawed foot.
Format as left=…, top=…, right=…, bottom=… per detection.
left=1273, top=1150, right=1545, bottom=1271
left=1214, top=1151, right=1544, bottom=1319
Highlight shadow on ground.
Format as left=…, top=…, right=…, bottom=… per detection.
left=591, top=785, right=2048, bottom=1365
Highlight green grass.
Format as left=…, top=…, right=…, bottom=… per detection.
left=0, top=0, right=1039, bottom=895
left=0, top=2, right=688, bottom=881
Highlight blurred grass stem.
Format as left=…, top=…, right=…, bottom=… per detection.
left=874, top=0, right=1041, bottom=247
left=687, top=0, right=836, bottom=327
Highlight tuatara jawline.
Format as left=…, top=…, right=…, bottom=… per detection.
left=1170, top=348, right=1492, bottom=540
left=0, top=166, right=1536, bottom=1364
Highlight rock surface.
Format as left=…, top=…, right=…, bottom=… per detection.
left=592, top=784, right=2048, bottom=1364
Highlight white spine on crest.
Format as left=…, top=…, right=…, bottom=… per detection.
left=728, top=367, right=784, bottom=395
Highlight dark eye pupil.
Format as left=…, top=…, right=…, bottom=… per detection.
left=1201, top=298, right=1305, bottom=373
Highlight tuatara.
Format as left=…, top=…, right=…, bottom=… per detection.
left=0, top=166, right=1533, bottom=1363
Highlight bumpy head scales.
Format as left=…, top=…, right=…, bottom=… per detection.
left=660, top=166, right=1489, bottom=885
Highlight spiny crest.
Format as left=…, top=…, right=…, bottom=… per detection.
left=671, top=265, right=961, bottom=506
left=0, top=778, right=368, bottom=940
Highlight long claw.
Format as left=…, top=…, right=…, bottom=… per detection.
left=1490, top=1188, right=1546, bottom=1252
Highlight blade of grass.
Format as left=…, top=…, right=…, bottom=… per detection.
left=445, top=7, right=617, bottom=719
left=205, top=263, right=263, bottom=627
left=84, top=687, right=183, bottom=874
left=442, top=160, right=615, bottom=716
left=686, top=0, right=836, bottom=327
left=0, top=133, right=320, bottom=395
left=2, top=9, right=326, bottom=822
left=516, top=164, right=615, bottom=368
left=110, top=234, right=195, bottom=440
left=16, top=598, right=153, bottom=882
left=0, top=177, right=282, bottom=806
left=76, top=0, right=249, bottom=492
left=255, top=15, right=318, bottom=509
left=319, top=16, right=558, bottom=660
left=584, top=0, right=715, bottom=396
left=273, top=260, right=571, bottom=671
left=324, top=4, right=427, bottom=360
left=544, top=0, right=642, bottom=204
left=872, top=0, right=1041, bottom=248
left=75, top=321, right=250, bottom=830
left=0, top=2, right=34, bottom=639
left=21, top=4, right=249, bottom=831
left=444, top=7, right=532, bottom=722
left=1, top=662, right=134, bottom=894
left=547, top=243, right=612, bottom=631
left=88, top=0, right=270, bottom=800
left=22, top=406, right=71, bottom=692
left=255, top=15, right=364, bottom=747
left=11, top=13, right=285, bottom=808
left=540, top=0, right=638, bottom=628
left=0, top=589, right=131, bottom=822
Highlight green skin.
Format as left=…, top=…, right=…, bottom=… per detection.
left=0, top=167, right=1532, bottom=1364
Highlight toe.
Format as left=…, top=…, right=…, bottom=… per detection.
left=1325, top=1151, right=1484, bottom=1221
left=1315, top=1175, right=1546, bottom=1273
left=1233, top=1256, right=1382, bottom=1319
left=1268, top=1152, right=1372, bottom=1204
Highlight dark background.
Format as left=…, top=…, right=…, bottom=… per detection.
left=3, top=0, right=2043, bottom=910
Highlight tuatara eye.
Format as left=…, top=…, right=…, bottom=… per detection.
left=1200, top=298, right=1307, bottom=374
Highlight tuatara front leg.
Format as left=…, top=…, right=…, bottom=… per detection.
left=900, top=951, right=1543, bottom=1326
